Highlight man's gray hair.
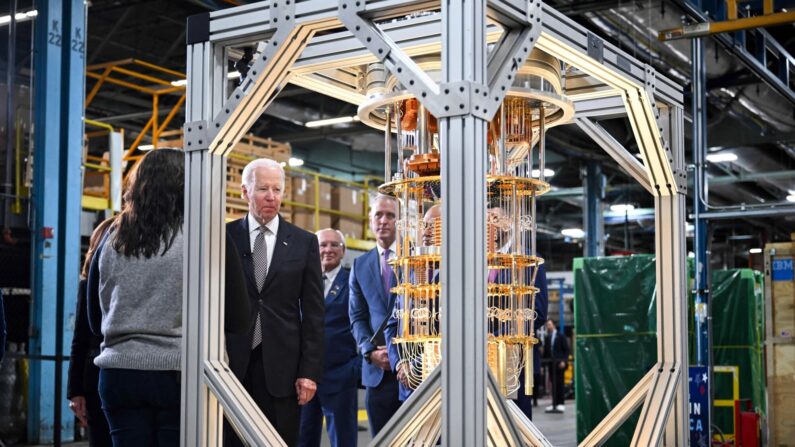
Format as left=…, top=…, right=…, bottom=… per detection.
left=368, top=194, right=398, bottom=218
left=315, top=228, right=346, bottom=248
left=241, top=158, right=286, bottom=191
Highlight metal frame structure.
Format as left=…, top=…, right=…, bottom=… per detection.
left=182, top=1, right=687, bottom=445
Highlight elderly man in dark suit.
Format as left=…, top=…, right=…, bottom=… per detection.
left=349, top=194, right=402, bottom=436
left=298, top=229, right=360, bottom=447
left=226, top=158, right=325, bottom=447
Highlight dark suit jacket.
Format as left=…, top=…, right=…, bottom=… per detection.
left=348, top=247, right=397, bottom=388
left=226, top=215, right=325, bottom=398
left=544, top=330, right=569, bottom=363
left=318, top=267, right=360, bottom=394
left=67, top=279, right=102, bottom=399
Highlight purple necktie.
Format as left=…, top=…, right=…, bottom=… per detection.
left=488, top=269, right=498, bottom=283
left=382, top=248, right=393, bottom=296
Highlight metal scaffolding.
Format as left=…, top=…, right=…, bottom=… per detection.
left=181, top=0, right=687, bottom=445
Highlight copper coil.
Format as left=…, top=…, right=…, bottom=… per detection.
left=406, top=152, right=440, bottom=176
left=400, top=98, right=419, bottom=131
left=432, top=216, right=442, bottom=246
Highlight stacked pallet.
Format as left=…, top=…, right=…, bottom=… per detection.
left=764, top=240, right=795, bottom=446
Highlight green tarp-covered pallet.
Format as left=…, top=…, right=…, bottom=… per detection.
left=574, top=256, right=765, bottom=445
left=574, top=255, right=657, bottom=446
left=702, top=269, right=766, bottom=433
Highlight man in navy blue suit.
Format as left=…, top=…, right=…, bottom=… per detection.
left=299, top=229, right=360, bottom=447
left=349, top=194, right=401, bottom=436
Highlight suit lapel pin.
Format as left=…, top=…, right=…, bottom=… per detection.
left=283, top=241, right=288, bottom=246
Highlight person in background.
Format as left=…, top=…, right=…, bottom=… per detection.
left=544, top=318, right=569, bottom=413
left=349, top=194, right=402, bottom=436
left=298, top=229, right=359, bottom=447
left=67, top=217, right=115, bottom=447
left=386, top=204, right=441, bottom=401
left=225, top=158, right=324, bottom=447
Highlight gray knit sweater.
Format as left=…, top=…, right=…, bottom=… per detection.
left=94, top=230, right=183, bottom=371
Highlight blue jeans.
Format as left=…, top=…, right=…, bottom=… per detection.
left=99, top=368, right=181, bottom=447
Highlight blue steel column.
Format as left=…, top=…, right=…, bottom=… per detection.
left=584, top=161, right=605, bottom=257
left=29, top=0, right=86, bottom=443
left=692, top=35, right=712, bottom=438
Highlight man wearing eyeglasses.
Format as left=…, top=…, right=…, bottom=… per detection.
left=298, top=229, right=359, bottom=447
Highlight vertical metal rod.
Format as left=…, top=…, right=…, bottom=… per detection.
left=4, top=0, right=17, bottom=229
left=498, top=104, right=506, bottom=175
left=692, top=35, right=713, bottom=439
left=396, top=103, right=404, bottom=177
left=538, top=107, right=545, bottom=183
left=418, top=103, right=428, bottom=154
left=385, top=106, right=392, bottom=182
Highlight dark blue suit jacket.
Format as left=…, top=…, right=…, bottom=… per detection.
left=319, top=267, right=360, bottom=394
left=348, top=247, right=396, bottom=388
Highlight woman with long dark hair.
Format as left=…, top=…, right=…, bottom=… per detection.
left=90, top=148, right=186, bottom=446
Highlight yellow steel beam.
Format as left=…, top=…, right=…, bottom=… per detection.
left=132, top=59, right=186, bottom=79
left=111, top=65, right=174, bottom=87
left=124, top=117, right=154, bottom=160
left=85, top=67, right=113, bottom=108
left=86, top=58, right=135, bottom=72
left=86, top=71, right=160, bottom=95
left=659, top=10, right=795, bottom=40
left=157, top=94, right=186, bottom=137
left=82, top=195, right=110, bottom=210
left=84, top=118, right=114, bottom=133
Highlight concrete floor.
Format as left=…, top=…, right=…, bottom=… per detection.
left=34, top=397, right=576, bottom=446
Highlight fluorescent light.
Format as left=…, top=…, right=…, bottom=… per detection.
left=288, top=157, right=304, bottom=167
left=171, top=79, right=187, bottom=87
left=749, top=248, right=762, bottom=254
left=561, top=228, right=585, bottom=239
left=688, top=251, right=695, bottom=258
left=138, top=144, right=154, bottom=151
left=610, top=204, right=635, bottom=213
left=228, top=71, right=241, bottom=80
left=0, top=10, right=37, bottom=26
left=787, top=195, right=795, bottom=203
left=531, top=168, right=555, bottom=178
left=305, top=115, right=360, bottom=128
left=706, top=152, right=737, bottom=163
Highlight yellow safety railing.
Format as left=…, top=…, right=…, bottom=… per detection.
left=713, top=365, right=740, bottom=441
left=82, top=119, right=116, bottom=211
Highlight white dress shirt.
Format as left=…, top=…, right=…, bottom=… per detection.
left=247, top=213, right=278, bottom=268
left=323, top=263, right=342, bottom=297
left=376, top=241, right=397, bottom=265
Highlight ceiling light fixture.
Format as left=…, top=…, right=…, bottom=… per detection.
left=171, top=79, right=187, bottom=87
left=561, top=228, right=585, bottom=239
left=288, top=157, right=304, bottom=167
left=706, top=152, right=738, bottom=163
left=0, top=10, right=37, bottom=26
left=787, top=194, right=795, bottom=203
left=531, top=168, right=555, bottom=178
left=305, top=115, right=360, bottom=128
left=138, top=144, right=155, bottom=151
left=609, top=204, right=635, bottom=213
left=749, top=248, right=762, bottom=254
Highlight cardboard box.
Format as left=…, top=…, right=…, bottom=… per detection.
left=332, top=185, right=364, bottom=216
left=335, top=217, right=364, bottom=239
left=292, top=210, right=332, bottom=232
left=292, top=176, right=332, bottom=208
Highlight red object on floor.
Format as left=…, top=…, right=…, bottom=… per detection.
left=733, top=399, right=760, bottom=447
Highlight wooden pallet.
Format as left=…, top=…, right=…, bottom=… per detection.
left=764, top=241, right=795, bottom=447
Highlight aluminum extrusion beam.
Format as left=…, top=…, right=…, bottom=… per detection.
left=583, top=161, right=605, bottom=257
left=695, top=206, right=795, bottom=220
left=575, top=117, right=653, bottom=194
left=579, top=368, right=654, bottom=447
